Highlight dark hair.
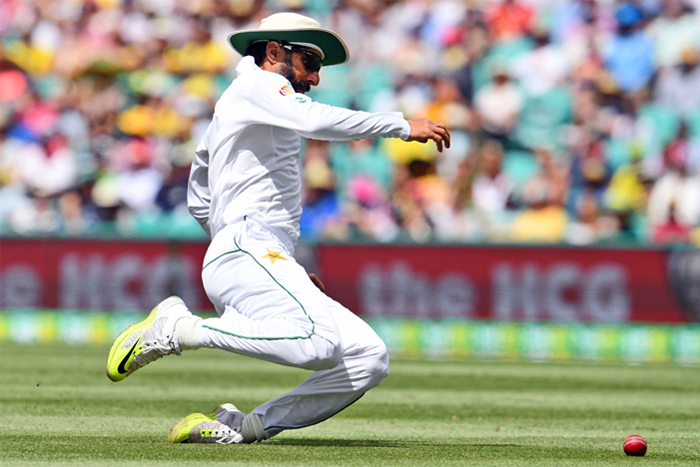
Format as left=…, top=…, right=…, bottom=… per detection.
left=244, top=41, right=269, bottom=66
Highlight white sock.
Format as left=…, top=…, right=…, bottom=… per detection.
left=241, top=413, right=266, bottom=443
left=175, top=317, right=203, bottom=350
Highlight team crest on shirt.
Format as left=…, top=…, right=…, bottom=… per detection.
left=279, top=85, right=293, bottom=96
left=261, top=249, right=287, bottom=264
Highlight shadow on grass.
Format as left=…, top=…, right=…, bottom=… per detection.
left=266, top=439, right=524, bottom=448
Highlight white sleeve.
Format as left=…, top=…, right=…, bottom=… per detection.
left=187, top=135, right=212, bottom=237
left=246, top=81, right=411, bottom=141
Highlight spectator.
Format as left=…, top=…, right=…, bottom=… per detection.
left=486, top=0, right=535, bottom=42
left=654, top=47, right=700, bottom=117
left=602, top=2, right=655, bottom=94
left=114, top=137, right=163, bottom=211
left=8, top=133, right=76, bottom=200
left=510, top=182, right=569, bottom=243
left=330, top=138, right=393, bottom=196
left=651, top=201, right=692, bottom=244
left=646, top=0, right=700, bottom=68
left=509, top=147, right=569, bottom=243
left=2, top=0, right=700, bottom=246
left=470, top=139, right=513, bottom=216
left=300, top=140, right=340, bottom=240
left=332, top=174, right=399, bottom=243
left=647, top=124, right=700, bottom=230
left=566, top=191, right=620, bottom=245
left=511, top=26, right=568, bottom=97
left=473, top=65, right=523, bottom=144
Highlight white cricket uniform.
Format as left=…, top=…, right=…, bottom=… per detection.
left=187, top=56, right=410, bottom=439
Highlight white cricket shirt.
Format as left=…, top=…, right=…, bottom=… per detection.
left=188, top=56, right=411, bottom=243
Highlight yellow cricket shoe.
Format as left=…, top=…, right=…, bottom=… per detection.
left=167, top=413, right=244, bottom=444
left=106, top=296, right=193, bottom=382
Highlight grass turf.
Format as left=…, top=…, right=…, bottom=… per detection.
left=1, top=343, right=699, bottom=466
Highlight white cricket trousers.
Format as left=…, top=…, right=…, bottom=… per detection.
left=197, top=218, right=389, bottom=439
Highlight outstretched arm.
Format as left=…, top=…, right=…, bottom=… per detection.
left=244, top=75, right=450, bottom=146
left=244, top=79, right=411, bottom=141
left=406, top=118, right=451, bottom=152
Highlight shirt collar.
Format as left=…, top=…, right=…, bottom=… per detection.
left=236, top=55, right=260, bottom=77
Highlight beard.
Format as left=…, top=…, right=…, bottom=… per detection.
left=279, top=55, right=311, bottom=94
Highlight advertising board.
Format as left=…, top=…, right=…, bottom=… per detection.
left=318, top=244, right=695, bottom=323
left=0, top=239, right=209, bottom=311
left=2, top=239, right=698, bottom=323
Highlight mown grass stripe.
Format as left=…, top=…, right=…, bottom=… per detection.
left=2, top=343, right=700, bottom=466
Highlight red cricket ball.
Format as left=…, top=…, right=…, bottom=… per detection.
left=623, top=434, right=647, bottom=457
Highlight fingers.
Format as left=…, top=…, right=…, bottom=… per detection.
left=308, top=272, right=326, bottom=293
left=434, top=135, right=443, bottom=153
left=431, top=122, right=450, bottom=153
left=406, top=118, right=451, bottom=152
left=442, top=124, right=451, bottom=149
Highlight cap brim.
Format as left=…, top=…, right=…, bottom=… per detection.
left=228, top=28, right=349, bottom=66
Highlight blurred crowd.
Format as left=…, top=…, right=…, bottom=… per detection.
left=2, top=0, right=700, bottom=245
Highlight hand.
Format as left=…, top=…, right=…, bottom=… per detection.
left=308, top=272, right=325, bottom=293
left=406, top=118, right=451, bottom=152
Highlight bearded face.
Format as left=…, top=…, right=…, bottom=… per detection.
left=279, top=51, right=311, bottom=94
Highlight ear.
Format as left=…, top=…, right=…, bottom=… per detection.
left=265, top=41, right=284, bottom=65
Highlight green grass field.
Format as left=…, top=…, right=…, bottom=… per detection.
left=1, top=343, right=699, bottom=466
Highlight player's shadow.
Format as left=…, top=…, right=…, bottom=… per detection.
left=267, top=439, right=406, bottom=448
left=266, top=439, right=522, bottom=448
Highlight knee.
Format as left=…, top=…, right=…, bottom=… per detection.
left=360, top=341, right=390, bottom=391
